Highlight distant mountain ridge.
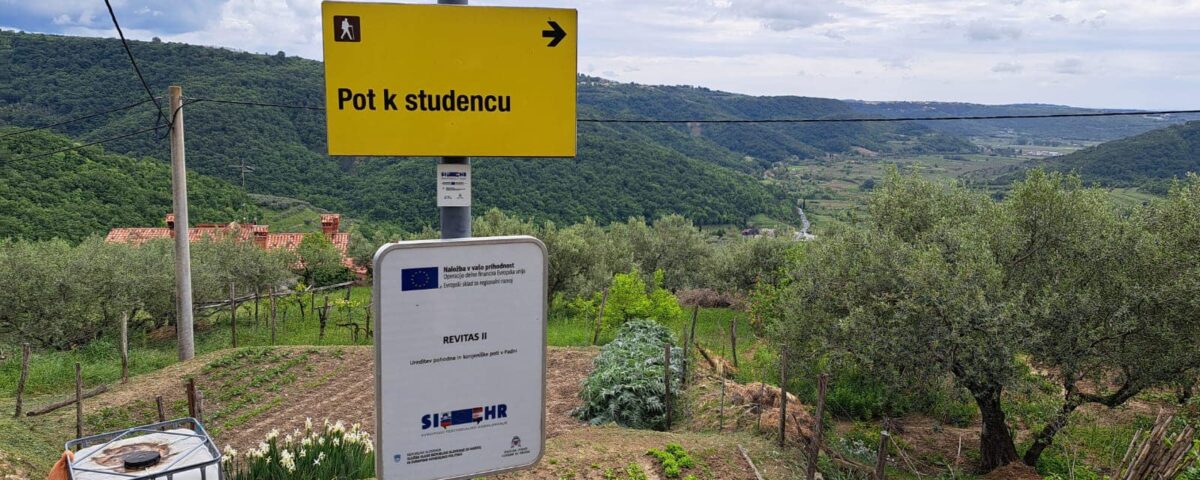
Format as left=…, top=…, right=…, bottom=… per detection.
left=845, top=100, right=1198, bottom=143
left=2, top=30, right=974, bottom=232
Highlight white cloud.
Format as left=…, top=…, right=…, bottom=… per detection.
left=1053, top=57, right=1086, bottom=75
left=965, top=18, right=1022, bottom=42
left=3, top=0, right=1200, bottom=109
left=992, top=61, right=1023, bottom=73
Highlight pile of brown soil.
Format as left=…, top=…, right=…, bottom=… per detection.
left=982, top=462, right=1042, bottom=480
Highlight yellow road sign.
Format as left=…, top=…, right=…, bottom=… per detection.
left=322, top=2, right=577, bottom=157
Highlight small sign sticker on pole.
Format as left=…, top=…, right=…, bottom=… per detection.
left=437, top=163, right=471, bottom=207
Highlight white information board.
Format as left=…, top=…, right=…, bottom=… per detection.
left=373, top=236, right=547, bottom=480
left=437, top=164, right=471, bottom=207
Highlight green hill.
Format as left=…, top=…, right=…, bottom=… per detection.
left=0, top=128, right=253, bottom=241
left=1034, top=121, right=1200, bottom=188
left=0, top=30, right=974, bottom=233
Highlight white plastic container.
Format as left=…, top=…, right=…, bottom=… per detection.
left=69, top=422, right=221, bottom=480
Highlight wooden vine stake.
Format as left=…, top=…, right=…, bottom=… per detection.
left=74, top=363, right=83, bottom=439
left=806, top=373, right=828, bottom=480
left=683, top=305, right=698, bottom=386
left=779, top=348, right=788, bottom=448
left=592, top=288, right=608, bottom=346
left=664, top=343, right=672, bottom=430
left=718, top=362, right=726, bottom=432
left=269, top=286, right=278, bottom=345
left=186, top=378, right=197, bottom=419
left=229, top=282, right=238, bottom=348
left=120, top=312, right=129, bottom=384
left=14, top=343, right=30, bottom=417
left=730, top=316, right=738, bottom=368
left=155, top=396, right=166, bottom=422
left=874, top=430, right=890, bottom=480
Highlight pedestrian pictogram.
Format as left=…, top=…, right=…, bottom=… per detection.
left=333, top=15, right=360, bottom=42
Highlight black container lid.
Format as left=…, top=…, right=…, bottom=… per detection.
left=123, top=451, right=162, bottom=470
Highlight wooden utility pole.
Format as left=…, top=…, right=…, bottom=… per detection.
left=74, top=363, right=83, bottom=438
left=229, top=283, right=238, bottom=348
left=120, top=312, right=129, bottom=383
left=807, top=373, right=828, bottom=480
left=13, top=344, right=29, bottom=417
left=169, top=86, right=195, bottom=361
left=592, top=288, right=608, bottom=346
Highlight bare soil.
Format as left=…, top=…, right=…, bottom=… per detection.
left=19, top=345, right=810, bottom=480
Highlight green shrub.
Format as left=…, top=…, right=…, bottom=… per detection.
left=574, top=320, right=683, bottom=430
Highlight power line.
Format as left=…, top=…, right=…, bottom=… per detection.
left=0, top=98, right=159, bottom=139
left=181, top=96, right=1200, bottom=124
left=7, top=125, right=163, bottom=162
left=577, top=109, right=1200, bottom=124
left=185, top=97, right=324, bottom=111
left=103, top=0, right=168, bottom=129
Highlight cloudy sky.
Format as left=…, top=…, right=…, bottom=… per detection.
left=3, top=0, right=1199, bottom=109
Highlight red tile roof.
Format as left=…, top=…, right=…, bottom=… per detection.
left=106, top=216, right=356, bottom=270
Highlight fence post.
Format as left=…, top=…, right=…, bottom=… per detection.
left=664, top=343, right=672, bottom=430
left=592, top=288, right=608, bottom=346
left=14, top=344, right=30, bottom=418
left=155, top=395, right=166, bottom=422
left=875, top=429, right=890, bottom=480
left=74, top=363, right=83, bottom=439
left=779, top=348, right=788, bottom=448
left=806, top=373, right=828, bottom=480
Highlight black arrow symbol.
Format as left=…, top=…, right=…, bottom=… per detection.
left=542, top=20, right=566, bottom=47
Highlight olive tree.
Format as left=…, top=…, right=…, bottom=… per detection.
left=775, top=170, right=1200, bottom=472
left=1014, top=172, right=1200, bottom=465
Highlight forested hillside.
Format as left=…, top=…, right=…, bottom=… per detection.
left=0, top=128, right=253, bottom=241
left=0, top=30, right=975, bottom=234
left=1032, top=121, right=1200, bottom=188
left=846, top=100, right=1199, bottom=143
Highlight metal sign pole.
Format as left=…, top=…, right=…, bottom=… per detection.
left=438, top=0, right=471, bottom=240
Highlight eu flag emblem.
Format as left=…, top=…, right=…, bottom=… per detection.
left=401, top=267, right=439, bottom=291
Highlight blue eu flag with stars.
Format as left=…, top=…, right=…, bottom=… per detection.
left=401, top=267, right=439, bottom=291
